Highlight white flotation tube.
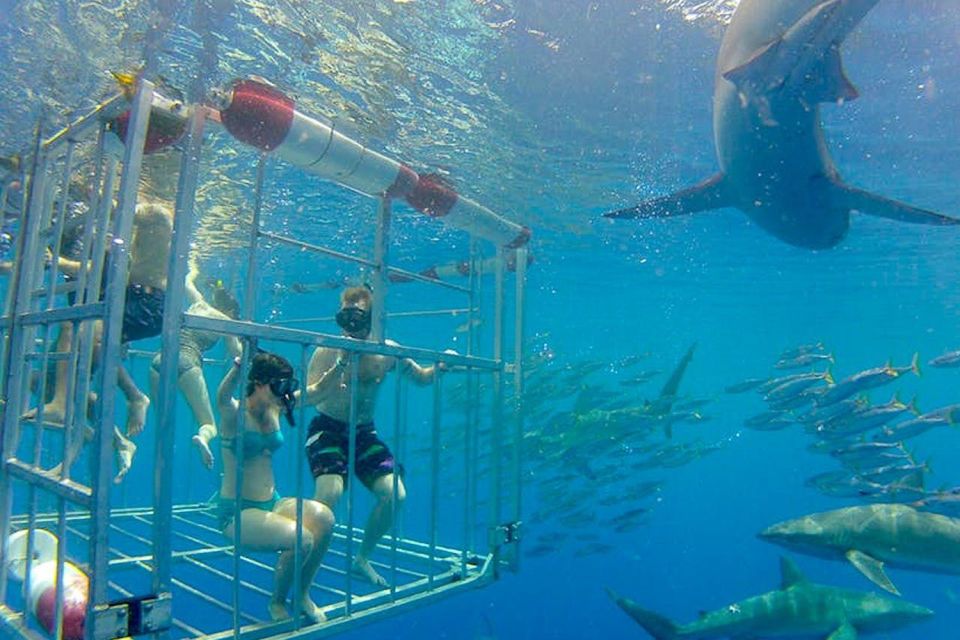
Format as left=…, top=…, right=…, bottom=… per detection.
left=216, top=79, right=530, bottom=249
left=6, top=529, right=89, bottom=640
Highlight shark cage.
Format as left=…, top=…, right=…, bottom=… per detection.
left=0, top=77, right=529, bottom=640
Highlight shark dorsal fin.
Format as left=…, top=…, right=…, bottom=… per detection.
left=826, top=622, right=858, bottom=640
left=779, top=556, right=807, bottom=589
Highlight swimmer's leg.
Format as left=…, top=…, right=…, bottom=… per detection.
left=23, top=323, right=72, bottom=424
left=179, top=366, right=217, bottom=469
left=353, top=473, right=405, bottom=587
left=113, top=426, right=137, bottom=484
left=118, top=364, right=149, bottom=437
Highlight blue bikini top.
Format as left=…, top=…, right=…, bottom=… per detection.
left=223, top=429, right=284, bottom=459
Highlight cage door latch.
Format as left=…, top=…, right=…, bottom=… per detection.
left=490, top=520, right=522, bottom=547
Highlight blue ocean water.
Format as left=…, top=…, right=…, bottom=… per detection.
left=3, top=0, right=960, bottom=638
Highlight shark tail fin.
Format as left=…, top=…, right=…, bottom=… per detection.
left=606, top=588, right=679, bottom=640
left=604, top=173, right=730, bottom=220
left=836, top=182, right=960, bottom=227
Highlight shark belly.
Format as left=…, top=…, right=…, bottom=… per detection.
left=712, top=0, right=853, bottom=249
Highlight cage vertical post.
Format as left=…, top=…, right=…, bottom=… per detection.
left=151, top=106, right=207, bottom=639
left=0, top=121, right=47, bottom=608
left=489, top=246, right=507, bottom=577
left=88, top=79, right=153, bottom=618
left=510, top=246, right=527, bottom=570
left=371, top=198, right=391, bottom=342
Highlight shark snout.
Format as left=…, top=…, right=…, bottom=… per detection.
left=864, top=596, right=935, bottom=631
left=757, top=518, right=831, bottom=556
left=757, top=522, right=792, bottom=541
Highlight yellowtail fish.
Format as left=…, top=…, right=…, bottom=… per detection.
left=929, top=349, right=960, bottom=368
left=817, top=353, right=919, bottom=407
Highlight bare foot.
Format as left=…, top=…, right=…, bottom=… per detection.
left=22, top=402, right=66, bottom=426
left=300, top=597, right=326, bottom=624
left=267, top=599, right=290, bottom=621
left=192, top=424, right=216, bottom=470
left=126, top=394, right=149, bottom=437
left=113, top=427, right=137, bottom=484
left=352, top=557, right=387, bottom=587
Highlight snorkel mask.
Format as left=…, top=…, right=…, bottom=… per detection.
left=336, top=306, right=371, bottom=338
left=268, top=376, right=299, bottom=427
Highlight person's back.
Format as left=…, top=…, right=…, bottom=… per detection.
left=128, top=202, right=172, bottom=289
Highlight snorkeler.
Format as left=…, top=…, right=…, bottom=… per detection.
left=215, top=350, right=333, bottom=623
left=27, top=201, right=173, bottom=479
left=149, top=260, right=241, bottom=469
left=304, top=285, right=443, bottom=587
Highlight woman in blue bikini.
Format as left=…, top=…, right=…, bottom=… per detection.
left=216, top=350, right=332, bottom=623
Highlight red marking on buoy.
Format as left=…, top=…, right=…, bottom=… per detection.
left=219, top=79, right=295, bottom=151
left=111, top=110, right=186, bottom=154
left=387, top=165, right=419, bottom=198
left=35, top=580, right=87, bottom=640
left=505, top=226, right=531, bottom=249
left=405, top=175, right=458, bottom=217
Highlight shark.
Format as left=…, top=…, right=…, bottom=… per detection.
left=604, top=0, right=960, bottom=249
left=760, top=503, right=960, bottom=595
left=608, top=556, right=932, bottom=639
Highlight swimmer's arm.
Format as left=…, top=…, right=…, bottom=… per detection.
left=399, top=357, right=439, bottom=386
left=300, top=353, right=345, bottom=405
left=217, top=357, right=242, bottom=411
left=53, top=254, right=85, bottom=277
left=224, top=335, right=242, bottom=360
left=184, top=260, right=203, bottom=305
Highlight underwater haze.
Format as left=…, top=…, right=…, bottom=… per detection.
left=3, top=0, right=960, bottom=638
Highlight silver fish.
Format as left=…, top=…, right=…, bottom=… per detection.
left=817, top=354, right=920, bottom=407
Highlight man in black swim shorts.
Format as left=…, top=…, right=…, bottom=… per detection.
left=36, top=201, right=173, bottom=480
left=306, top=285, right=442, bottom=587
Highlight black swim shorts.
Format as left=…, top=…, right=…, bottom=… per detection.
left=305, top=413, right=397, bottom=488
left=121, top=283, right=165, bottom=343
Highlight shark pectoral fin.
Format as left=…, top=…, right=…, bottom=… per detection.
left=837, top=182, right=960, bottom=227
left=604, top=173, right=730, bottom=220
left=845, top=549, right=900, bottom=595
left=826, top=622, right=858, bottom=640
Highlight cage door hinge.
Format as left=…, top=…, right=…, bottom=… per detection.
left=490, top=520, right=522, bottom=547
left=93, top=592, right=172, bottom=639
